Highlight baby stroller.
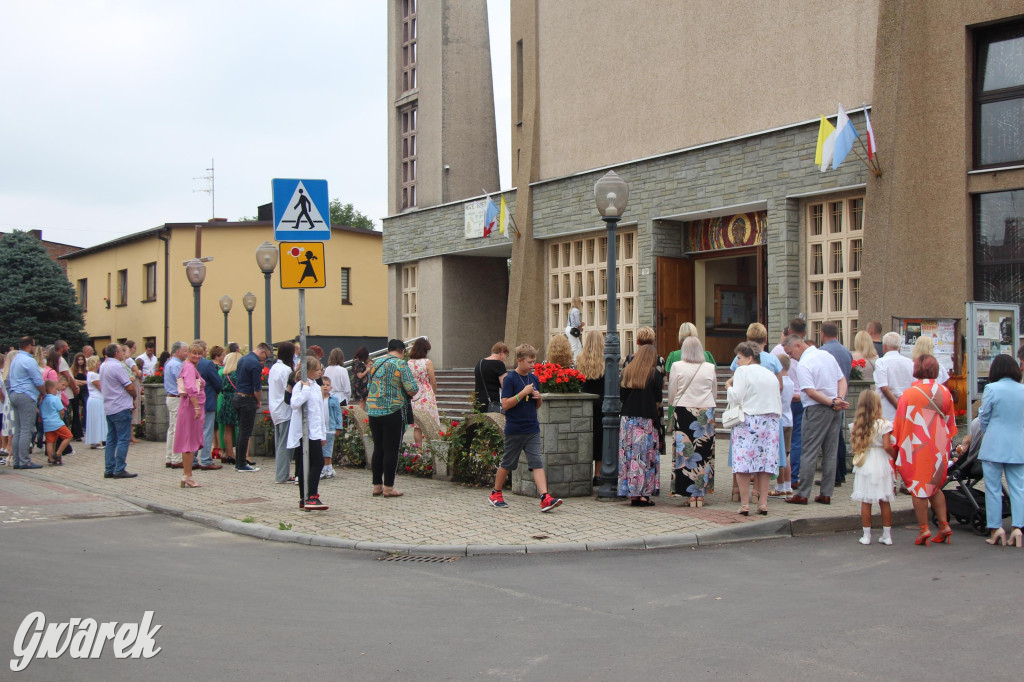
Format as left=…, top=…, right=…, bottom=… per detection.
left=937, top=427, right=1011, bottom=535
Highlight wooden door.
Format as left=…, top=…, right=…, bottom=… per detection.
left=656, top=257, right=694, bottom=357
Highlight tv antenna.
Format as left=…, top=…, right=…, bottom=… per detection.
left=193, top=158, right=215, bottom=218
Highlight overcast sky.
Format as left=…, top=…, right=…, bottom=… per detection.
left=0, top=0, right=511, bottom=249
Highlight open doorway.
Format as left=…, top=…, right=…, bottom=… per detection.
left=694, top=247, right=765, bottom=364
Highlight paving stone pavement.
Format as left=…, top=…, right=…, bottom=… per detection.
left=1, top=438, right=921, bottom=551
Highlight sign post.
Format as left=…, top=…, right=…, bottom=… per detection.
left=273, top=178, right=331, bottom=509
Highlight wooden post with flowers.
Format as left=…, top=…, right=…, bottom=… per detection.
left=511, top=362, right=599, bottom=498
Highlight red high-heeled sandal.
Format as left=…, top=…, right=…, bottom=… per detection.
left=932, top=524, right=953, bottom=545
left=914, top=525, right=932, bottom=546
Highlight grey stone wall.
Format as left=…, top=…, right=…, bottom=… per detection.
left=382, top=192, right=516, bottom=265
left=528, top=116, right=870, bottom=337
left=512, top=393, right=596, bottom=498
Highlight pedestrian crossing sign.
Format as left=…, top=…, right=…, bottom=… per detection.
left=279, top=242, right=327, bottom=289
left=272, top=178, right=331, bottom=241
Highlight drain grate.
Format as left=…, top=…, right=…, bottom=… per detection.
left=378, top=554, right=459, bottom=563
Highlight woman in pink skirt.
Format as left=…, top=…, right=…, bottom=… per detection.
left=173, top=341, right=207, bottom=489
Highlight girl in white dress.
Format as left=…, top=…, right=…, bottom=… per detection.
left=84, top=357, right=107, bottom=448
left=850, top=390, right=897, bottom=545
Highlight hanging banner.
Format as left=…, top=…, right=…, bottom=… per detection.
left=464, top=200, right=487, bottom=239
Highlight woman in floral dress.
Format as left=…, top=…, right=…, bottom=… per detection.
left=618, top=344, right=664, bottom=505
left=407, top=338, right=439, bottom=447
left=217, top=352, right=241, bottom=465
left=350, top=346, right=371, bottom=410
left=668, top=336, right=718, bottom=505
left=726, top=342, right=782, bottom=515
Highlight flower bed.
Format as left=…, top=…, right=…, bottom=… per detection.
left=532, top=362, right=585, bottom=393
left=397, top=443, right=434, bottom=477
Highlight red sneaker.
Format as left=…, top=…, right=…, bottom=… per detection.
left=540, top=493, right=563, bottom=512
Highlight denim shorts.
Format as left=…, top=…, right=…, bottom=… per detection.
left=500, top=431, right=543, bottom=471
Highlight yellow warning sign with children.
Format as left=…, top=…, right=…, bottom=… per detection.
left=279, top=242, right=326, bottom=289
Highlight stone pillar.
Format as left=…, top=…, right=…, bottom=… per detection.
left=512, top=393, right=597, bottom=498
left=144, top=384, right=168, bottom=441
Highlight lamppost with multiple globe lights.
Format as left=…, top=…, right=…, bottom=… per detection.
left=219, top=295, right=233, bottom=346
left=594, top=170, right=629, bottom=500
left=184, top=259, right=207, bottom=340
left=255, top=241, right=279, bottom=346
left=242, top=292, right=257, bottom=351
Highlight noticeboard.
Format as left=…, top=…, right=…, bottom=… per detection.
left=965, top=302, right=1020, bottom=409
left=892, top=317, right=959, bottom=374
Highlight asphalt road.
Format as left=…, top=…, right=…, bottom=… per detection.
left=1, top=513, right=1022, bottom=681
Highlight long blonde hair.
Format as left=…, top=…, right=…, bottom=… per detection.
left=850, top=390, right=882, bottom=455
left=2, top=350, right=17, bottom=381
left=622, top=344, right=657, bottom=389
left=575, top=331, right=605, bottom=379
left=853, top=330, right=878, bottom=360
left=222, top=352, right=242, bottom=375
left=911, top=336, right=934, bottom=359
left=546, top=334, right=573, bottom=368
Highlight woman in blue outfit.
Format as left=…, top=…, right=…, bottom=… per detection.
left=976, top=354, right=1024, bottom=547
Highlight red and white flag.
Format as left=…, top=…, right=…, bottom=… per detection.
left=864, top=108, right=877, bottom=160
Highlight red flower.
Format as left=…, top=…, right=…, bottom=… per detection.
left=405, top=466, right=411, bottom=473
left=363, top=419, right=369, bottom=423
left=451, top=420, right=459, bottom=427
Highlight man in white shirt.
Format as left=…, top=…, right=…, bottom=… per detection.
left=136, top=341, right=158, bottom=378
left=783, top=334, right=848, bottom=505
left=874, top=332, right=915, bottom=422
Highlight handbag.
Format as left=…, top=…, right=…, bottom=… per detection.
left=722, top=403, right=745, bottom=429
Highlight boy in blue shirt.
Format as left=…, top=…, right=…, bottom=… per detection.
left=321, top=376, right=342, bottom=479
left=41, top=380, right=72, bottom=465
left=487, top=344, right=563, bottom=512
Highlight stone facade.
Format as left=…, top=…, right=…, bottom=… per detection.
left=512, top=393, right=596, bottom=498
left=528, top=116, right=869, bottom=337
left=382, top=191, right=515, bottom=265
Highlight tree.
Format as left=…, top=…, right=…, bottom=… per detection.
left=329, top=199, right=376, bottom=230
left=0, top=231, right=89, bottom=351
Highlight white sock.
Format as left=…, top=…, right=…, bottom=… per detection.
left=879, top=527, right=892, bottom=545
left=859, top=527, right=871, bottom=545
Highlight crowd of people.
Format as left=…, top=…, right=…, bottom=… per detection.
left=6, top=317, right=1024, bottom=542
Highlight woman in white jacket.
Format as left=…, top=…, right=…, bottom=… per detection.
left=727, top=342, right=782, bottom=516
left=288, top=356, right=328, bottom=511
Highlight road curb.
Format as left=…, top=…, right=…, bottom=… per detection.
left=17, top=469, right=910, bottom=556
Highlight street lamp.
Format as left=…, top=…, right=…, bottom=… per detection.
left=219, top=295, right=233, bottom=346
left=594, top=170, right=629, bottom=500
left=242, top=292, right=257, bottom=351
left=185, top=258, right=207, bottom=340
left=255, top=241, right=279, bottom=346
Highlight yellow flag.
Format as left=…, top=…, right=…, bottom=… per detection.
left=499, top=196, right=507, bottom=235
left=814, top=115, right=836, bottom=166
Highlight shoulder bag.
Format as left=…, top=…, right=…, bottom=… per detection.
left=721, top=368, right=745, bottom=429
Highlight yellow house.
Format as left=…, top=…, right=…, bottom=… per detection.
left=64, top=219, right=388, bottom=354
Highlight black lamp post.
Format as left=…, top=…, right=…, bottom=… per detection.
left=242, top=292, right=257, bottom=351
left=594, top=170, right=629, bottom=500
left=185, top=259, right=207, bottom=340
left=255, top=241, right=279, bottom=346
left=219, top=295, right=233, bottom=346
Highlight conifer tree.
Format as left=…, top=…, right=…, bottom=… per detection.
left=0, top=231, right=88, bottom=350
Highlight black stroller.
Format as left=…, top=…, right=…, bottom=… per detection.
left=937, top=427, right=1011, bottom=535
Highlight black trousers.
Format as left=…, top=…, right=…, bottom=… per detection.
left=369, top=410, right=403, bottom=487
left=233, top=395, right=258, bottom=470
left=69, top=395, right=84, bottom=438
left=293, top=439, right=324, bottom=501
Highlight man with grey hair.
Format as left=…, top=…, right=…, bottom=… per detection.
left=100, top=343, right=137, bottom=478
left=163, top=341, right=189, bottom=467
left=782, top=334, right=848, bottom=505
left=874, top=331, right=914, bottom=422
left=82, top=345, right=94, bottom=359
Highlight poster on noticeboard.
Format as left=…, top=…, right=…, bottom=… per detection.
left=893, top=317, right=958, bottom=374
left=966, top=302, right=1020, bottom=409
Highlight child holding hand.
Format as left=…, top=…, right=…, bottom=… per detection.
left=41, top=380, right=73, bottom=465
left=321, top=376, right=342, bottom=480
left=850, top=390, right=897, bottom=545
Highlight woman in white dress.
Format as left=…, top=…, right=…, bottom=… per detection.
left=565, top=296, right=584, bottom=362
left=84, top=356, right=107, bottom=448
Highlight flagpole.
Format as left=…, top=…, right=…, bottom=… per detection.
left=856, top=135, right=881, bottom=175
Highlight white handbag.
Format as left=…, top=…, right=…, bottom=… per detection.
left=721, top=403, right=745, bottom=429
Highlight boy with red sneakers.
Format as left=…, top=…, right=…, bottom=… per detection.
left=488, top=344, right=563, bottom=512
left=41, top=380, right=73, bottom=465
